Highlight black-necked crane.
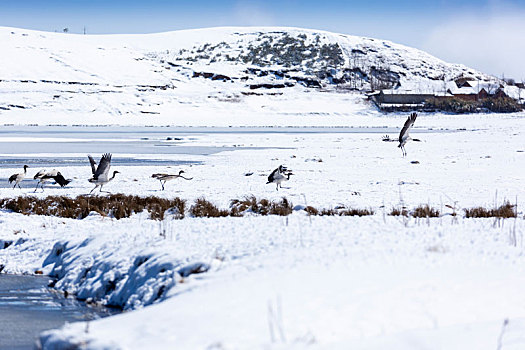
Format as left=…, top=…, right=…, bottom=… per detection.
left=87, top=153, right=119, bottom=194
left=266, top=165, right=293, bottom=191
left=34, top=169, right=71, bottom=192
left=151, top=170, right=193, bottom=191
left=8, top=165, right=29, bottom=189
left=398, top=112, right=417, bottom=157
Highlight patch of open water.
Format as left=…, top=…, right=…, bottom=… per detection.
left=0, top=274, right=118, bottom=350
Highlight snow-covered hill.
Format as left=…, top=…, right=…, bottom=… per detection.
left=0, top=26, right=512, bottom=125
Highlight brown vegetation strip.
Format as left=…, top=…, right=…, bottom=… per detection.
left=0, top=195, right=520, bottom=220
left=390, top=204, right=440, bottom=217
left=0, top=195, right=185, bottom=220
left=464, top=201, right=517, bottom=218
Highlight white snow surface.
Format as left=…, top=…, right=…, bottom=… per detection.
left=0, top=114, right=524, bottom=349
left=2, top=213, right=525, bottom=349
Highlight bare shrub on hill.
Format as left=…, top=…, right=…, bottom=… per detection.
left=426, top=96, right=522, bottom=113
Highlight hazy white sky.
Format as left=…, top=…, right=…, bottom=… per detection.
left=421, top=7, right=525, bottom=80
left=0, top=0, right=523, bottom=78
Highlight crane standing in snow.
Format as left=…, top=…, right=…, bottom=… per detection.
left=151, top=170, right=193, bottom=191
left=266, top=165, right=293, bottom=191
left=8, top=165, right=29, bottom=189
left=88, top=153, right=120, bottom=194
left=398, top=112, right=418, bottom=157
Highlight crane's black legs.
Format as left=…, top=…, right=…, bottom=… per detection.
left=34, top=182, right=45, bottom=192
left=400, top=146, right=407, bottom=157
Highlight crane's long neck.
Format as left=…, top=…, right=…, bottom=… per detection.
left=110, top=171, right=118, bottom=180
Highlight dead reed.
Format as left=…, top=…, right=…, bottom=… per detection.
left=229, top=196, right=293, bottom=216
left=464, top=201, right=517, bottom=218
left=0, top=195, right=521, bottom=220
left=190, top=198, right=230, bottom=218
left=389, top=207, right=409, bottom=217
left=0, top=195, right=186, bottom=220
left=411, top=204, right=440, bottom=218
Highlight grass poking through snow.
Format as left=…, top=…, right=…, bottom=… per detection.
left=0, top=195, right=521, bottom=220
left=412, top=204, right=440, bottom=218
left=464, top=201, right=517, bottom=218
left=0, top=195, right=186, bottom=220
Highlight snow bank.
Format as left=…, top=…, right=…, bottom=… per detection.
left=1, top=211, right=523, bottom=349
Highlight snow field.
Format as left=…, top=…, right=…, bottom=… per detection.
left=0, top=211, right=524, bottom=349
left=1, top=114, right=524, bottom=211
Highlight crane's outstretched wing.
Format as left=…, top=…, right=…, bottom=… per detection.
left=87, top=155, right=97, bottom=175
left=267, top=167, right=279, bottom=183
left=52, top=172, right=71, bottom=187
left=93, top=153, right=112, bottom=180
left=34, top=169, right=46, bottom=180
left=399, top=112, right=417, bottom=140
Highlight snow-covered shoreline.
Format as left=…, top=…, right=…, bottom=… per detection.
left=1, top=210, right=524, bottom=349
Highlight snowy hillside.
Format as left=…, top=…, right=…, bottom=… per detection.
left=0, top=26, right=511, bottom=125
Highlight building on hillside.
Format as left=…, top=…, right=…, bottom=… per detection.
left=454, top=77, right=475, bottom=88
left=370, top=90, right=439, bottom=111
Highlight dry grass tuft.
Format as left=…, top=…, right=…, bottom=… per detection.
left=464, top=201, right=517, bottom=218
left=304, top=206, right=373, bottom=217
left=230, top=195, right=261, bottom=215
left=230, top=196, right=293, bottom=216
left=389, top=207, right=409, bottom=216
left=269, top=197, right=293, bottom=216
left=304, top=206, right=319, bottom=216
left=190, top=198, right=229, bottom=218
left=412, top=204, right=440, bottom=218
left=0, top=195, right=186, bottom=220
left=339, top=208, right=375, bottom=216
left=319, top=208, right=338, bottom=216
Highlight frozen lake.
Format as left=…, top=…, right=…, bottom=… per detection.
left=0, top=124, right=451, bottom=171
left=0, top=125, right=324, bottom=168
